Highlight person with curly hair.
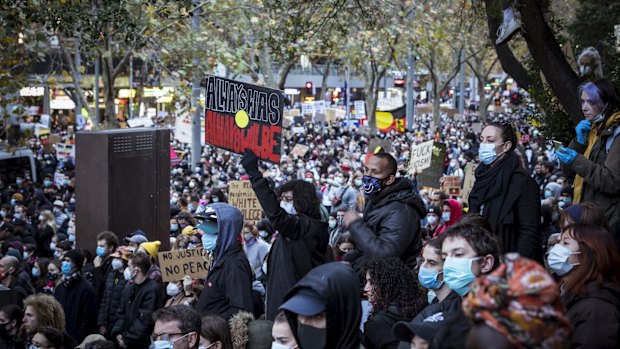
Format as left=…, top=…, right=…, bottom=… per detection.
left=22, top=294, right=73, bottom=347
left=362, top=256, right=426, bottom=349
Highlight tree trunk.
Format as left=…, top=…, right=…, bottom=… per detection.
left=478, top=77, right=489, bottom=122
left=365, top=65, right=377, bottom=134
left=432, top=96, right=441, bottom=127
left=277, top=60, right=295, bottom=91
left=321, top=60, right=331, bottom=101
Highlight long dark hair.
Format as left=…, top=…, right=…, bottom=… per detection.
left=563, top=224, right=620, bottom=297
left=278, top=180, right=321, bottom=220
left=200, top=315, right=233, bottom=349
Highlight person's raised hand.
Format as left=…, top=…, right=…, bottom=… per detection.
left=575, top=119, right=592, bottom=144
left=556, top=146, right=578, bottom=165
left=241, top=149, right=260, bottom=178
left=183, top=275, right=193, bottom=294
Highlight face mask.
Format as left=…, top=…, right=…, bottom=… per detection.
left=166, top=282, right=181, bottom=297
left=418, top=266, right=444, bottom=290
left=54, top=250, right=62, bottom=259
left=579, top=65, right=592, bottom=77
left=362, top=175, right=386, bottom=195
left=61, top=261, right=72, bottom=275
left=212, top=197, right=220, bottom=203
left=547, top=244, right=580, bottom=276
left=562, top=197, right=572, bottom=205
left=442, top=212, right=451, bottom=222
left=202, top=233, right=217, bottom=252
left=68, top=234, right=75, bottom=242
left=31, top=267, right=40, bottom=278
left=123, top=267, right=135, bottom=281
left=44, top=180, right=52, bottom=188
left=271, top=342, right=295, bottom=349
left=427, top=215, right=439, bottom=225
left=111, top=258, right=124, bottom=271
left=544, top=190, right=553, bottom=199
left=48, top=272, right=58, bottom=281
left=96, top=246, right=107, bottom=257
left=151, top=333, right=191, bottom=349
left=280, top=201, right=296, bottom=214
left=171, top=224, right=179, bottom=232
left=298, top=324, right=326, bottom=349
left=244, top=232, right=254, bottom=242
left=304, top=178, right=314, bottom=183
left=23, top=252, right=30, bottom=260
left=127, top=246, right=137, bottom=253
left=593, top=113, right=604, bottom=124
left=354, top=179, right=363, bottom=187
left=170, top=198, right=178, bottom=205
left=443, top=256, right=481, bottom=296
left=16, top=179, right=23, bottom=186
left=479, top=142, right=504, bottom=165
left=328, top=220, right=337, bottom=229
left=38, top=215, right=45, bottom=222
left=13, top=212, right=21, bottom=219
left=69, top=198, right=76, bottom=204
left=334, top=177, right=344, bottom=185
left=189, top=182, right=196, bottom=189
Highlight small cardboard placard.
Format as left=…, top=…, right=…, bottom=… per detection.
left=290, top=144, right=310, bottom=157
left=228, top=180, right=265, bottom=221
left=417, top=142, right=447, bottom=188
left=158, top=247, right=212, bottom=282
left=408, top=140, right=434, bottom=174
left=461, top=163, right=476, bottom=204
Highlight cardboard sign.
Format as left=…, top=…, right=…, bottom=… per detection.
left=55, top=143, right=75, bottom=162
left=472, top=122, right=482, bottom=134
left=408, top=140, right=434, bottom=174
left=291, top=126, right=305, bottom=134
left=301, top=103, right=314, bottom=116
left=228, top=180, right=264, bottom=221
left=204, top=76, right=284, bottom=164
left=290, top=144, right=310, bottom=157
left=354, top=100, right=366, bottom=119
left=127, top=117, right=154, bottom=128
left=175, top=114, right=193, bottom=144
left=417, top=142, right=447, bottom=188
left=314, top=100, right=326, bottom=115
left=442, top=176, right=462, bottom=196
left=158, top=248, right=212, bottom=282
left=461, top=163, right=476, bottom=204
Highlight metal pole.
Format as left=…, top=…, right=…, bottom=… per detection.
left=94, top=58, right=100, bottom=125
left=74, top=35, right=82, bottom=119
left=129, top=56, right=133, bottom=119
left=190, top=0, right=202, bottom=169
left=458, top=49, right=465, bottom=115
left=43, top=85, right=51, bottom=115
left=406, top=1, right=415, bottom=129
left=346, top=65, right=351, bottom=120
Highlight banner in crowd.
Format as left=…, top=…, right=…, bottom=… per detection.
left=228, top=180, right=264, bottom=221
left=158, top=247, right=212, bottom=282
left=204, top=76, right=285, bottom=164
left=55, top=143, right=75, bottom=162
left=461, top=163, right=477, bottom=204
left=417, top=142, right=447, bottom=188
left=442, top=176, right=462, bottom=196
left=408, top=140, right=434, bottom=174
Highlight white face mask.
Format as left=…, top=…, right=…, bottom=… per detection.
left=427, top=215, right=439, bottom=225
left=111, top=258, right=124, bottom=271
left=123, top=267, right=135, bottom=281
left=271, top=342, right=296, bottom=349
left=280, top=201, right=296, bottom=214
left=166, top=282, right=181, bottom=297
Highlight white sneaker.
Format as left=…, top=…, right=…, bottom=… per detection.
left=495, top=18, right=521, bottom=45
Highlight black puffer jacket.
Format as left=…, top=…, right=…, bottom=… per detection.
left=97, top=269, right=128, bottom=333
left=284, top=263, right=361, bottom=349
left=53, top=276, right=98, bottom=342
left=364, top=305, right=413, bottom=349
left=249, top=177, right=328, bottom=320
left=562, top=282, right=620, bottom=349
left=348, top=179, right=426, bottom=271
left=111, top=278, right=162, bottom=349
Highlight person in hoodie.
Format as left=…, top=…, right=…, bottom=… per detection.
left=362, top=256, right=426, bottom=349
left=241, top=150, right=328, bottom=321
left=548, top=224, right=620, bottom=348
left=195, top=203, right=254, bottom=320
left=280, top=262, right=361, bottom=349
left=433, top=199, right=463, bottom=238
left=343, top=152, right=426, bottom=275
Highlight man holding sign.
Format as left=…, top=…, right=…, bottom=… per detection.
left=195, top=204, right=254, bottom=320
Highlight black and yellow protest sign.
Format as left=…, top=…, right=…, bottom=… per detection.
left=204, top=76, right=285, bottom=164
left=158, top=247, right=212, bottom=282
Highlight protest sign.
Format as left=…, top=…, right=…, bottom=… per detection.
left=472, top=122, right=482, bottom=134
left=291, top=126, right=305, bottom=134
left=293, top=116, right=304, bottom=125
left=314, top=100, right=326, bottom=115
left=174, top=114, right=193, bottom=144
left=228, top=180, right=264, bottom=221
left=368, top=139, right=392, bottom=153
left=204, top=76, right=284, bottom=164
left=55, top=143, right=75, bottom=162
left=158, top=248, right=212, bottom=282
left=408, top=140, right=434, bottom=174
left=461, top=163, right=476, bottom=204
left=354, top=101, right=366, bottom=119
left=290, top=144, right=310, bottom=157
left=417, top=142, right=447, bottom=188
left=127, top=117, right=154, bottom=128
left=442, top=176, right=462, bottom=196
left=301, top=103, right=315, bottom=116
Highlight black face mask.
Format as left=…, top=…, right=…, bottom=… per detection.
left=298, top=324, right=326, bottom=349
left=0, top=322, right=11, bottom=338
left=48, top=272, right=58, bottom=281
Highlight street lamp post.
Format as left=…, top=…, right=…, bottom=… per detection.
left=190, top=0, right=203, bottom=169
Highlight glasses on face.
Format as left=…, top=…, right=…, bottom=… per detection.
left=281, top=195, right=294, bottom=202
left=150, top=332, right=190, bottom=344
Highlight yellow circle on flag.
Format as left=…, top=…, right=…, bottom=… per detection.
left=235, top=110, right=250, bottom=129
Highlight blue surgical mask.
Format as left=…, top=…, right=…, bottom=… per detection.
left=31, top=266, right=40, bottom=278
left=562, top=197, right=572, bottom=205
left=443, top=256, right=482, bottom=296
left=427, top=289, right=437, bottom=304
left=544, top=190, right=553, bottom=199
left=171, top=224, right=179, bottom=232
left=202, top=233, right=217, bottom=252
left=362, top=175, right=385, bottom=195
left=68, top=234, right=76, bottom=242
left=44, top=180, right=52, bottom=188
left=354, top=179, right=363, bottom=187
left=418, top=266, right=444, bottom=290
left=478, top=142, right=504, bottom=165
left=442, top=212, right=451, bottom=222
left=547, top=244, right=580, bottom=276
left=96, top=246, right=106, bottom=257
left=61, top=261, right=72, bottom=275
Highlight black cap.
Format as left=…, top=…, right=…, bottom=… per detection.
left=427, top=206, right=441, bottom=215
left=392, top=311, right=447, bottom=343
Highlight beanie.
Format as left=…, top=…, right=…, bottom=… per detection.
left=64, top=249, right=84, bottom=271
left=140, top=241, right=161, bottom=259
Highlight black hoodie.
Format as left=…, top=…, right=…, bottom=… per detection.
left=283, top=263, right=361, bottom=349
left=348, top=178, right=426, bottom=277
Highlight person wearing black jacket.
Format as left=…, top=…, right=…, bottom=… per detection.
left=195, top=203, right=254, bottom=320
left=53, top=249, right=98, bottom=343
left=0, top=255, right=34, bottom=307
left=280, top=262, right=361, bottom=349
left=92, top=231, right=119, bottom=305
left=468, top=122, right=542, bottom=262
left=343, top=152, right=426, bottom=275
left=97, top=247, right=129, bottom=338
left=241, top=149, right=329, bottom=321
left=112, top=252, right=163, bottom=349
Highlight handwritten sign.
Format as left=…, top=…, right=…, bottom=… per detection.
left=301, top=103, right=315, bottom=116
left=228, top=180, right=264, bottom=221
left=158, top=247, right=212, bottom=282
left=204, top=76, right=284, bottom=164
left=417, top=142, right=447, bottom=188
left=461, top=163, right=476, bottom=204
left=55, top=143, right=75, bottom=162
left=290, top=144, right=310, bottom=157
left=314, top=100, right=326, bottom=115
left=408, top=140, right=434, bottom=174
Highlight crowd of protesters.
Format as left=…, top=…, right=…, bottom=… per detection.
left=0, top=76, right=619, bottom=349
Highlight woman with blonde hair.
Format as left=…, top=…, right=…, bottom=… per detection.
left=35, top=210, right=57, bottom=259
